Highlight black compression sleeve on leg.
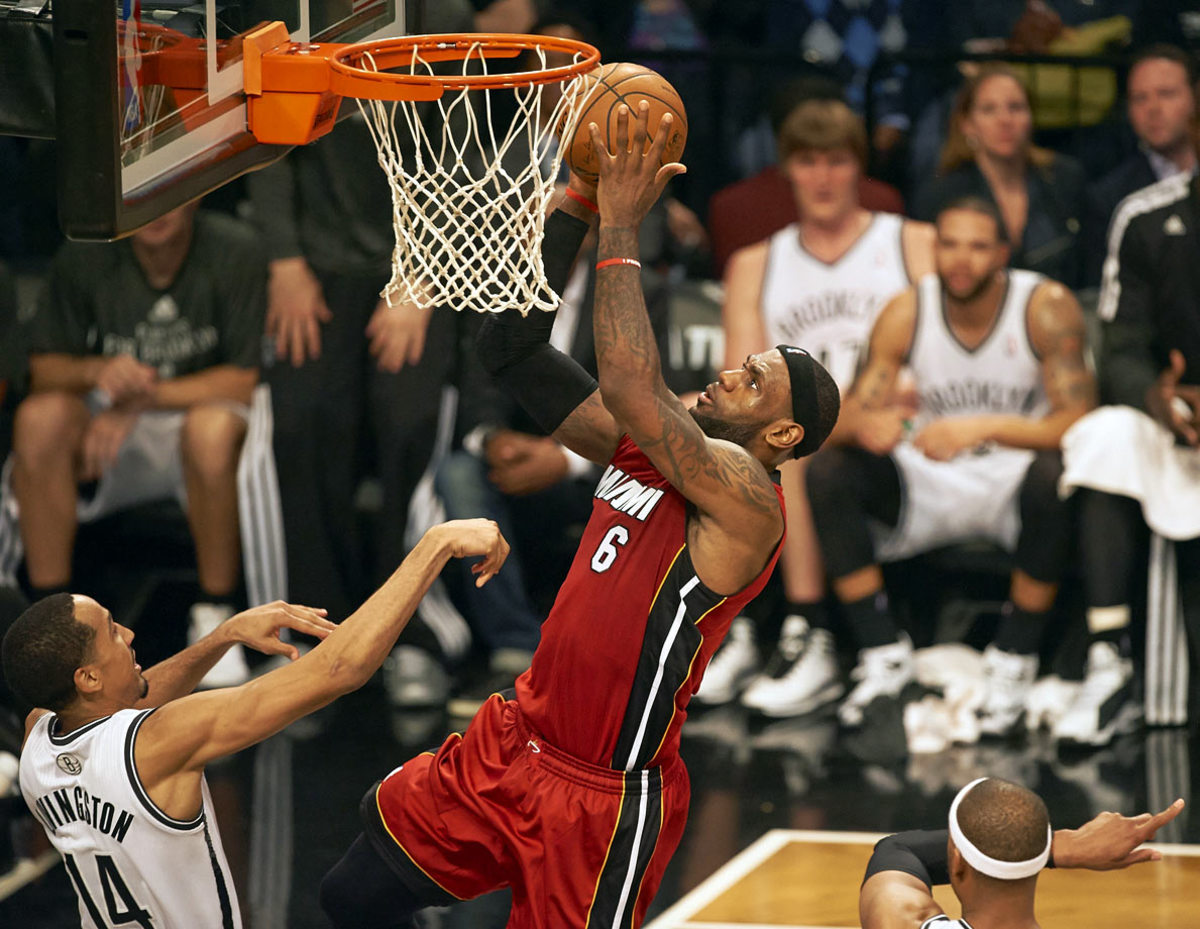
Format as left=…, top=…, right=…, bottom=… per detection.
left=863, top=830, right=950, bottom=888
left=476, top=208, right=598, bottom=435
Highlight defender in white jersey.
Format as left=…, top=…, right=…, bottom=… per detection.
left=859, top=777, right=1183, bottom=929
left=4, top=520, right=508, bottom=928
left=705, top=98, right=935, bottom=717
left=808, top=198, right=1095, bottom=734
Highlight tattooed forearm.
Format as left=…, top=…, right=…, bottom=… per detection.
left=594, top=226, right=662, bottom=385
left=1033, top=286, right=1096, bottom=414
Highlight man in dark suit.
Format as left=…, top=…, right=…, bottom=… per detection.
left=1084, top=44, right=1196, bottom=287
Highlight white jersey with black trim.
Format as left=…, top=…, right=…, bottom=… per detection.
left=909, top=269, right=1049, bottom=433
left=760, top=212, right=909, bottom=390
left=19, top=708, right=242, bottom=929
left=921, top=916, right=974, bottom=929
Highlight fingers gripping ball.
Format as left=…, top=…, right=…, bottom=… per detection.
left=563, top=62, right=688, bottom=182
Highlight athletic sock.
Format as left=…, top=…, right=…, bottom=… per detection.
left=785, top=599, right=830, bottom=633
left=842, top=591, right=898, bottom=650
left=992, top=602, right=1049, bottom=656
left=1087, top=604, right=1132, bottom=656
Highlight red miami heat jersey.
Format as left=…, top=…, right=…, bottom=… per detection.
left=515, top=436, right=783, bottom=771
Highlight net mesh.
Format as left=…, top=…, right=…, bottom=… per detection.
left=354, top=42, right=589, bottom=315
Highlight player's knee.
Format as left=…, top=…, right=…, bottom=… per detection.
left=13, top=392, right=87, bottom=464
left=181, top=405, right=247, bottom=479
left=1020, top=450, right=1064, bottom=509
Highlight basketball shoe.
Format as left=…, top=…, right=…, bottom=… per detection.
left=1052, top=641, right=1141, bottom=747
left=741, top=615, right=844, bottom=717
left=383, top=644, right=452, bottom=708
left=694, top=616, right=759, bottom=705
left=189, top=602, right=251, bottom=689
left=837, top=634, right=913, bottom=728
left=977, top=645, right=1039, bottom=737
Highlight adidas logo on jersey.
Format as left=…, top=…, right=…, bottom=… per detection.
left=594, top=465, right=665, bottom=522
left=1163, top=214, right=1187, bottom=236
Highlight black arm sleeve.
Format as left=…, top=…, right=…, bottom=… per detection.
left=863, top=830, right=950, bottom=889
left=475, top=209, right=598, bottom=434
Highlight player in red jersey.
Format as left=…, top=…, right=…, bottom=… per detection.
left=321, top=104, right=841, bottom=929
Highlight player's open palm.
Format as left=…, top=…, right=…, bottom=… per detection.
left=223, top=601, right=338, bottom=660
left=433, top=519, right=509, bottom=588
left=590, top=102, right=685, bottom=228
left=1053, top=799, right=1185, bottom=870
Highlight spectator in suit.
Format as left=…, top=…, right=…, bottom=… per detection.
left=913, top=64, right=1087, bottom=289
left=1084, top=45, right=1197, bottom=287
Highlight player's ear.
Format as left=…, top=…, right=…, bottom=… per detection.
left=948, top=841, right=969, bottom=884
left=74, top=664, right=102, bottom=697
left=765, top=418, right=803, bottom=457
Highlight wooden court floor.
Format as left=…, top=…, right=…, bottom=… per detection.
left=646, top=830, right=1200, bottom=929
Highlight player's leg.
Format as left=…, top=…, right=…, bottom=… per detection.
left=320, top=833, right=437, bottom=929
left=740, top=456, right=843, bottom=717
left=806, top=446, right=910, bottom=726
left=979, top=450, right=1074, bottom=736
left=180, top=402, right=251, bottom=685
left=10, top=391, right=89, bottom=595
left=1053, top=488, right=1146, bottom=745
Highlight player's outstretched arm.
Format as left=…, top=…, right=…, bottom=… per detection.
left=1051, top=799, right=1185, bottom=870
left=858, top=830, right=949, bottom=929
left=133, top=520, right=508, bottom=820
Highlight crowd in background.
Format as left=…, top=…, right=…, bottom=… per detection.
left=2, top=0, right=1200, bottom=757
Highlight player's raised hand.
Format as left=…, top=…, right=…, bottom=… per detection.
left=1051, top=799, right=1185, bottom=870
left=432, top=519, right=510, bottom=588
left=589, top=101, right=685, bottom=229
left=220, top=601, right=337, bottom=660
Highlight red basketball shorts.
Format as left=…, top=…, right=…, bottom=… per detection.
left=361, top=695, right=690, bottom=929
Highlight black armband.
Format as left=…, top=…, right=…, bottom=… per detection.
left=864, top=830, right=950, bottom=889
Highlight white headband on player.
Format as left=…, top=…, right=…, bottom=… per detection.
left=948, top=777, right=1052, bottom=880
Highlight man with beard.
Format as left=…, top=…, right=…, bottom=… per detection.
left=320, top=105, right=840, bottom=929
left=807, top=198, right=1095, bottom=736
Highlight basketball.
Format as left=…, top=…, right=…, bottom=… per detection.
left=563, top=62, right=688, bottom=183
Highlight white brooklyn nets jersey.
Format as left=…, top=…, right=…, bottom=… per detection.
left=20, top=709, right=242, bottom=928
left=875, top=269, right=1048, bottom=562
left=760, top=212, right=909, bottom=390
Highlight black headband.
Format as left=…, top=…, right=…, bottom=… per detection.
left=777, top=345, right=822, bottom=458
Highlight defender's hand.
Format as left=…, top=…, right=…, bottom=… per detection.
left=431, top=519, right=509, bottom=588
left=267, top=257, right=332, bottom=367
left=1052, top=799, right=1185, bottom=870
left=589, top=102, right=686, bottom=229
left=219, top=601, right=336, bottom=660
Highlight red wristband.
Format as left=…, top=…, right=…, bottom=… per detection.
left=595, top=257, right=642, bottom=271
left=564, top=187, right=599, bottom=213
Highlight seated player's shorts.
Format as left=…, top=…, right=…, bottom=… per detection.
left=77, top=404, right=248, bottom=523
left=361, top=695, right=690, bottom=929
left=872, top=440, right=1036, bottom=563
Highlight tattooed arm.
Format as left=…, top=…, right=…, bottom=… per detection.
left=590, top=104, right=783, bottom=594
left=828, top=290, right=917, bottom=452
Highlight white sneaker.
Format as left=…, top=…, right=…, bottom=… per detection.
left=694, top=616, right=759, bottom=706
left=1053, top=641, right=1141, bottom=747
left=383, top=645, right=451, bottom=708
left=978, top=645, right=1039, bottom=737
left=837, top=635, right=914, bottom=728
left=189, top=603, right=250, bottom=689
left=741, top=616, right=844, bottom=717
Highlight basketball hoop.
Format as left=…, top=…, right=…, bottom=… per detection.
left=248, top=31, right=600, bottom=314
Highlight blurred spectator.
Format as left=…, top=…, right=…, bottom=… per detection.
left=6, top=203, right=266, bottom=688
left=698, top=99, right=933, bottom=717
left=1060, top=162, right=1200, bottom=732
left=913, top=64, right=1087, bottom=289
left=1084, top=45, right=1198, bottom=287
left=436, top=233, right=671, bottom=722
left=708, top=78, right=905, bottom=280
left=806, top=198, right=1093, bottom=736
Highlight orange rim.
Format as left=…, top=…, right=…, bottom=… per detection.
left=328, top=33, right=601, bottom=99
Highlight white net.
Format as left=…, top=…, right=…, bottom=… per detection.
left=354, top=41, right=590, bottom=315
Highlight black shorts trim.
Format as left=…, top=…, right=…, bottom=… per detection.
left=358, top=781, right=459, bottom=907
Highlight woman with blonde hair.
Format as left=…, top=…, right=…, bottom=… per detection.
left=913, top=64, right=1085, bottom=288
